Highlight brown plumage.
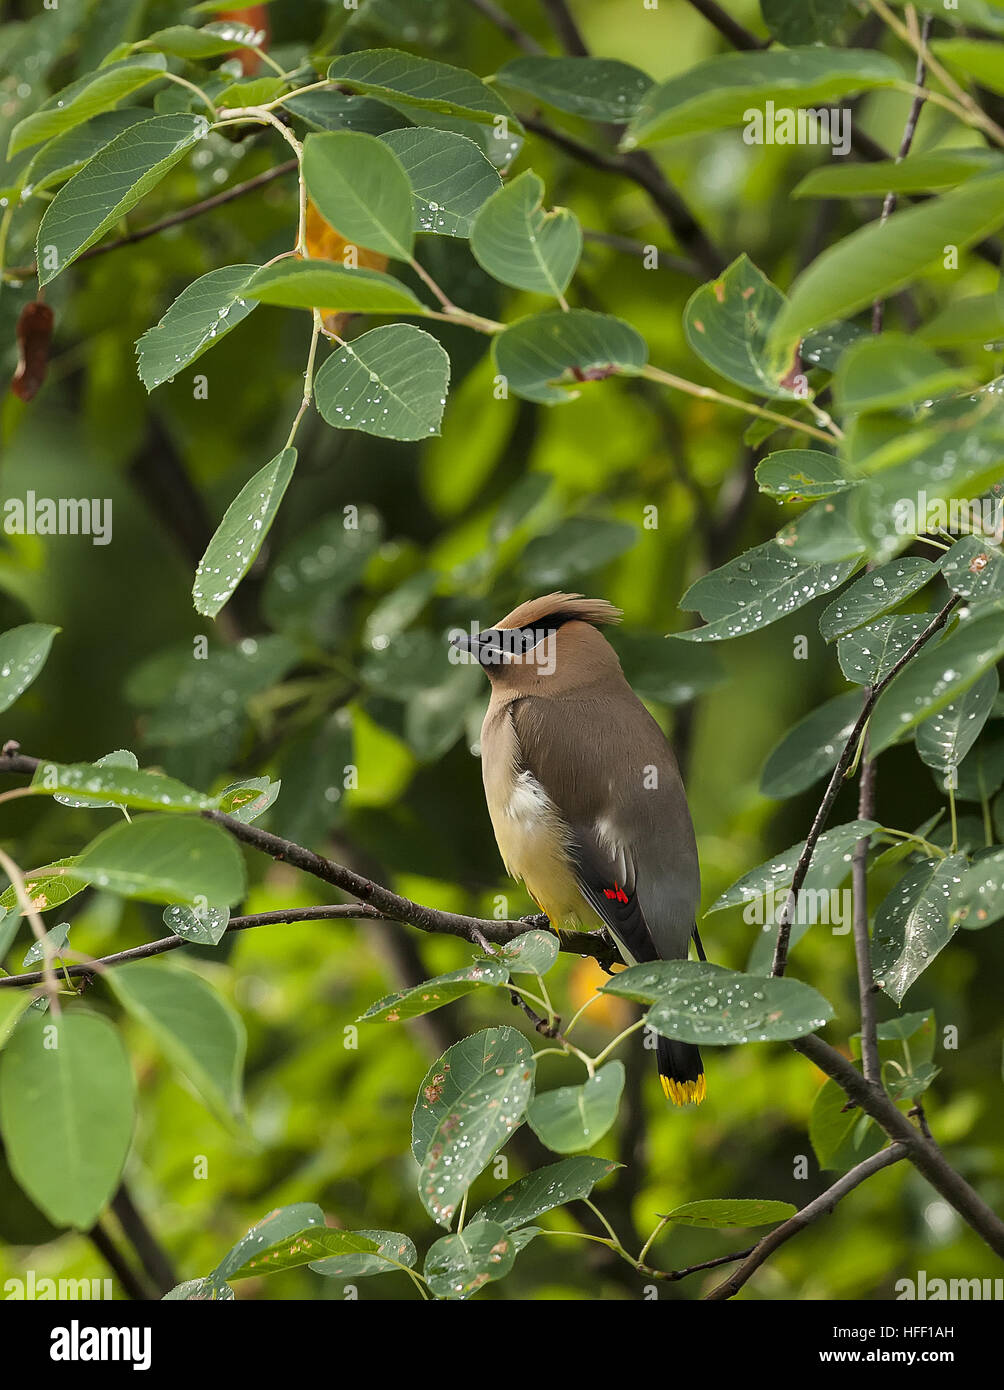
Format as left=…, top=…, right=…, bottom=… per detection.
left=453, top=593, right=705, bottom=1106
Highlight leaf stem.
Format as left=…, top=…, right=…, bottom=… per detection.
left=284, top=310, right=322, bottom=448
left=639, top=364, right=839, bottom=444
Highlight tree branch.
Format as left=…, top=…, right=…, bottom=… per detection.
left=770, top=595, right=960, bottom=977
left=0, top=905, right=387, bottom=989
left=792, top=1032, right=1004, bottom=1257
left=110, top=1183, right=177, bottom=1299
left=705, top=1144, right=907, bottom=1299
left=539, top=0, right=589, bottom=56
left=464, top=0, right=545, bottom=53
left=87, top=1219, right=153, bottom=1301
left=684, top=0, right=767, bottom=51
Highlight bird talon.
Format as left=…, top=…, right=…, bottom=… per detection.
left=519, top=912, right=551, bottom=929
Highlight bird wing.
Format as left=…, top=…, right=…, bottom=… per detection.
left=508, top=689, right=699, bottom=964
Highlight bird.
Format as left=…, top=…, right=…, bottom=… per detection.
left=451, top=592, right=704, bottom=1105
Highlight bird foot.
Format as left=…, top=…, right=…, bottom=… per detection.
left=519, top=912, right=551, bottom=929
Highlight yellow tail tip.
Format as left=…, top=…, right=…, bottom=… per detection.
left=661, top=1073, right=706, bottom=1106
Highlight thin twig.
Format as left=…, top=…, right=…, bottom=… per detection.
left=4, top=160, right=298, bottom=281
left=705, top=1145, right=908, bottom=1299
left=770, top=596, right=960, bottom=977
left=872, top=12, right=933, bottom=334
left=684, top=0, right=768, bottom=51
left=464, top=0, right=545, bottom=53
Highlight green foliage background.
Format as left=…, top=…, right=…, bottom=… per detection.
left=0, top=0, right=1001, bottom=1300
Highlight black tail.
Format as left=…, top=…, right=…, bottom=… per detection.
left=656, top=1035, right=705, bottom=1107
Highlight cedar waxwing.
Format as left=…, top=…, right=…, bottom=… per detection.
left=452, top=593, right=705, bottom=1105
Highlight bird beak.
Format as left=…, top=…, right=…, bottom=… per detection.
left=449, top=629, right=474, bottom=656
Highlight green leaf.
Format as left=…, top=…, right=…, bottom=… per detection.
left=0, top=1012, right=135, bottom=1229
left=493, top=309, right=647, bottom=405
left=711, top=819, right=878, bottom=913
left=810, top=1075, right=883, bottom=1172
left=73, top=814, right=246, bottom=906
left=520, top=516, right=637, bottom=587
left=774, top=492, right=865, bottom=565
left=0, top=623, right=59, bottom=713
left=834, top=334, right=969, bottom=415
left=192, top=447, right=297, bottom=619
left=871, top=854, right=969, bottom=1003
left=412, top=1027, right=536, bottom=1226
left=678, top=542, right=858, bottom=642
left=874, top=1010, right=934, bottom=1041
left=8, top=55, right=168, bottom=156
left=769, top=172, right=1004, bottom=364
left=761, top=0, right=852, bottom=44
left=213, top=1203, right=324, bottom=1282
left=106, top=960, right=246, bottom=1125
left=136, top=265, right=259, bottom=391
left=869, top=606, right=1004, bottom=754
left=327, top=48, right=521, bottom=130
left=162, top=1278, right=234, bottom=1301
left=603, top=961, right=834, bottom=1044
left=314, top=325, right=450, bottom=440
left=663, top=1198, right=796, bottom=1228
left=941, top=535, right=1004, bottom=603
left=623, top=48, right=900, bottom=147
left=302, top=130, right=415, bottom=260
left=310, top=1229, right=418, bottom=1280
left=213, top=1205, right=379, bottom=1281
left=527, top=1063, right=624, bottom=1154
left=919, top=293, right=1004, bottom=346
left=471, top=170, right=581, bottom=298
left=139, top=21, right=265, bottom=59
left=162, top=903, right=230, bottom=946
left=956, top=728, right=1004, bottom=802
left=281, top=90, right=409, bottom=136
left=932, top=37, right=1004, bottom=95
left=916, top=668, right=998, bottom=772
left=0, top=991, right=33, bottom=1051
left=819, top=558, right=937, bottom=641
left=496, top=56, right=652, bottom=120
left=0, top=857, right=86, bottom=917
left=757, top=449, right=857, bottom=502
left=957, top=847, right=1004, bottom=929
left=37, top=115, right=208, bottom=286
left=793, top=148, right=1003, bottom=198
left=245, top=260, right=423, bottom=314
left=21, top=922, right=70, bottom=967
left=887, top=1061, right=941, bottom=1101
left=483, top=929, right=559, bottom=976
left=760, top=691, right=862, bottom=798
left=473, top=1156, right=620, bottom=1230
left=358, top=960, right=509, bottom=1023
left=50, top=749, right=137, bottom=810
left=217, top=777, right=281, bottom=824
left=381, top=127, right=501, bottom=237
left=837, top=614, right=936, bottom=685
left=31, top=759, right=216, bottom=812
left=685, top=255, right=797, bottom=397
left=22, top=109, right=151, bottom=196
left=424, top=1220, right=515, bottom=1300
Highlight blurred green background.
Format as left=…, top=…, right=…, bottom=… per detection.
left=0, top=0, right=1001, bottom=1299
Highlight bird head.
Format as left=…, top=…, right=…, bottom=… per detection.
left=450, top=592, right=623, bottom=692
